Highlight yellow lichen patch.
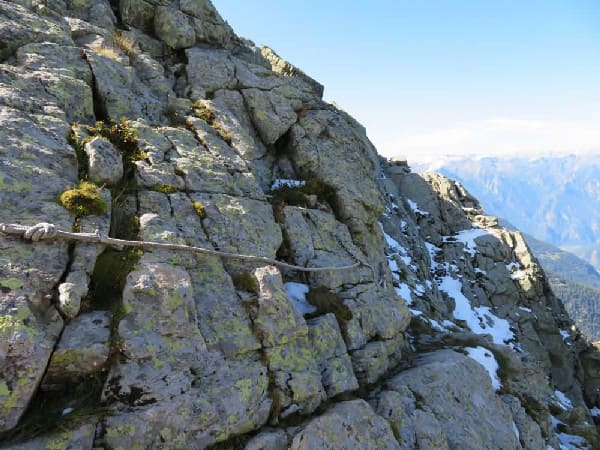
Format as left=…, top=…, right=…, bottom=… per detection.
left=58, top=181, right=107, bottom=216
left=151, top=184, right=178, bottom=194
left=192, top=200, right=207, bottom=219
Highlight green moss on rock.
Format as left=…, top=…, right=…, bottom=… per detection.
left=58, top=181, right=107, bottom=216
left=232, top=272, right=259, bottom=293
left=306, top=286, right=352, bottom=322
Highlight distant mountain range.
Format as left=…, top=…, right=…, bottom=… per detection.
left=417, top=154, right=600, bottom=272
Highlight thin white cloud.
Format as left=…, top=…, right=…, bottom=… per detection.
left=379, top=118, right=600, bottom=163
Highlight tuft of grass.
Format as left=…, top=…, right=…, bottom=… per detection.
left=87, top=118, right=143, bottom=161
left=191, top=101, right=233, bottom=145
left=58, top=181, right=107, bottom=217
left=68, top=125, right=89, bottom=180
left=306, top=286, right=352, bottom=322
left=114, top=30, right=138, bottom=61
left=272, top=179, right=338, bottom=222
left=192, top=201, right=207, bottom=220
left=192, top=100, right=216, bottom=123
left=90, top=44, right=121, bottom=62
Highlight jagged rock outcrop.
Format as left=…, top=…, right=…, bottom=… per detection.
left=1, top=1, right=600, bottom=449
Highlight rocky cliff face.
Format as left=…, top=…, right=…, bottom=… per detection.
left=1, top=1, right=600, bottom=449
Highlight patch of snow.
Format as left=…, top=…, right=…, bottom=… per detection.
left=407, top=198, right=429, bottom=216
left=395, top=284, right=413, bottom=304
left=62, top=407, right=74, bottom=416
left=560, top=329, right=571, bottom=341
left=511, top=270, right=527, bottom=280
left=425, top=242, right=441, bottom=271
left=552, top=415, right=565, bottom=428
left=442, top=319, right=455, bottom=328
left=414, top=283, right=425, bottom=296
left=409, top=308, right=423, bottom=317
left=439, top=276, right=514, bottom=346
left=590, top=407, right=600, bottom=417
left=284, top=282, right=316, bottom=315
left=400, top=220, right=408, bottom=231
left=512, top=421, right=520, bottom=441
left=465, top=346, right=502, bottom=391
left=475, top=268, right=487, bottom=275
left=506, top=262, right=527, bottom=280
left=400, top=255, right=413, bottom=266
left=555, top=390, right=573, bottom=410
left=519, top=306, right=533, bottom=313
left=427, top=318, right=453, bottom=332
left=388, top=258, right=399, bottom=273
left=556, top=431, right=588, bottom=450
left=444, top=228, right=489, bottom=256
left=379, top=224, right=409, bottom=256
left=271, top=179, right=305, bottom=190
left=506, top=262, right=521, bottom=271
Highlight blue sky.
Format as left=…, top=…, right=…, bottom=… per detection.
left=216, top=1, right=600, bottom=162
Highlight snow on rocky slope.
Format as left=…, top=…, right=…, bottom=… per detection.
left=1, top=1, right=600, bottom=449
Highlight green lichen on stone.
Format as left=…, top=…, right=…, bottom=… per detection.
left=234, top=378, right=253, bottom=403
left=43, top=431, right=74, bottom=450
left=0, top=307, right=39, bottom=340
left=255, top=110, right=268, bottom=122
left=58, top=180, right=107, bottom=216
left=106, top=423, right=136, bottom=439
left=0, top=380, right=10, bottom=396
left=159, top=427, right=172, bottom=441
left=164, top=292, right=183, bottom=311
left=0, top=278, right=22, bottom=290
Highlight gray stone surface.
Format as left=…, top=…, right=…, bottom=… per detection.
left=154, top=6, right=195, bottom=49
left=1, top=1, right=599, bottom=448
left=84, top=136, right=123, bottom=185
left=307, top=314, right=358, bottom=397
left=42, top=311, right=111, bottom=389
left=384, top=350, right=520, bottom=450
left=185, top=47, right=236, bottom=98
left=290, top=399, right=400, bottom=450
left=4, top=423, right=97, bottom=450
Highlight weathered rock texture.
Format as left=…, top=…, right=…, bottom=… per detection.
left=1, top=1, right=600, bottom=449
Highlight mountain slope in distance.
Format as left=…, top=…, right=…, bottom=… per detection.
left=501, top=218, right=600, bottom=341
left=419, top=154, right=600, bottom=272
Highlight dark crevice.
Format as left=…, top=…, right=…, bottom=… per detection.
left=81, top=50, right=108, bottom=123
